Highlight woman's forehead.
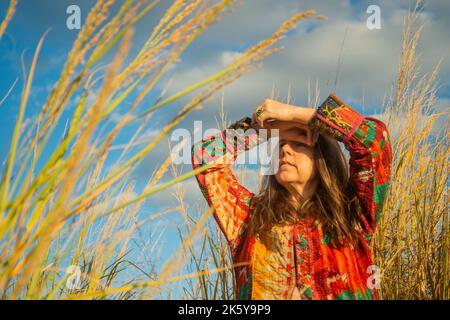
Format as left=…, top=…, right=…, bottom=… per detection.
left=279, top=130, right=308, bottom=141
left=278, top=126, right=307, bottom=135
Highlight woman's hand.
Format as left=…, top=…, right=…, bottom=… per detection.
left=264, top=120, right=319, bottom=147
left=251, top=99, right=316, bottom=129
left=251, top=99, right=318, bottom=146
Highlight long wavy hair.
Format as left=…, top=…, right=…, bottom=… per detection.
left=250, top=134, right=362, bottom=247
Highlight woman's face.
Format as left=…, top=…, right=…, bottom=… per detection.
left=272, top=124, right=318, bottom=190
left=275, top=139, right=316, bottom=186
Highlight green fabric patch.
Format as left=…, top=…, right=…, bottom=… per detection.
left=297, top=234, right=309, bottom=251
left=374, top=181, right=389, bottom=222
left=374, top=182, right=389, bottom=204
left=375, top=211, right=381, bottom=224
left=243, top=196, right=251, bottom=206
left=337, top=288, right=374, bottom=300
left=355, top=288, right=375, bottom=300
left=321, top=234, right=330, bottom=244
left=354, top=119, right=376, bottom=147
left=355, top=289, right=367, bottom=300
left=365, top=288, right=374, bottom=300
left=202, top=138, right=215, bottom=149
left=363, top=233, right=373, bottom=243
left=239, top=274, right=252, bottom=300
left=336, top=290, right=354, bottom=300
left=301, top=285, right=313, bottom=299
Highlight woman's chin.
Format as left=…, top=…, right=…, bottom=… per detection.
left=275, top=172, right=298, bottom=184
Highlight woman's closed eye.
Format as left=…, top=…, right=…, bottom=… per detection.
left=292, top=141, right=310, bottom=149
left=280, top=140, right=310, bottom=149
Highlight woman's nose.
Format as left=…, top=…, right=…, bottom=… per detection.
left=280, top=142, right=293, bottom=156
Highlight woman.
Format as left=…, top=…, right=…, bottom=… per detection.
left=191, top=93, right=392, bottom=300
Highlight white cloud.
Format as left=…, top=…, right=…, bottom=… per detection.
left=219, top=50, right=244, bottom=67
left=133, top=0, right=450, bottom=209
left=155, top=0, right=449, bottom=125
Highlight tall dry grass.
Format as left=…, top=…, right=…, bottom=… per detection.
left=0, top=0, right=16, bottom=40
left=374, top=1, right=449, bottom=299
left=0, top=0, right=322, bottom=299
left=179, top=1, right=449, bottom=300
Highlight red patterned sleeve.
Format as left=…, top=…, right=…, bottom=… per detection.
left=309, top=93, right=392, bottom=234
left=191, top=117, right=260, bottom=244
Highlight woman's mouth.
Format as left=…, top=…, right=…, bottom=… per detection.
left=279, top=160, right=295, bottom=168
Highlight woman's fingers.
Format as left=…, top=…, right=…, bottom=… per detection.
left=265, top=120, right=312, bottom=135
left=257, top=110, right=274, bottom=128
left=259, top=121, right=312, bottom=143
left=307, top=128, right=313, bottom=146
left=251, top=111, right=257, bottom=127
left=304, top=128, right=319, bottom=147
left=278, top=126, right=318, bottom=147
left=282, top=131, right=310, bottom=147
left=312, top=129, right=319, bottom=145
left=279, top=127, right=304, bottom=140
left=252, top=101, right=318, bottom=144
left=263, top=119, right=285, bottom=129
left=254, top=103, right=266, bottom=128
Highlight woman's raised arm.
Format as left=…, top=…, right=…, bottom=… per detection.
left=308, top=93, right=393, bottom=235
left=191, top=117, right=260, bottom=244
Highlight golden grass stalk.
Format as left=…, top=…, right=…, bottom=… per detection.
left=180, top=0, right=448, bottom=301
left=374, top=0, right=449, bottom=299
left=0, top=0, right=16, bottom=39
left=0, top=0, right=321, bottom=299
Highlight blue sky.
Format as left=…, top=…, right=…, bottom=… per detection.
left=1, top=0, right=449, bottom=298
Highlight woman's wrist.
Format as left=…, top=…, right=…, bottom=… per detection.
left=290, top=106, right=317, bottom=125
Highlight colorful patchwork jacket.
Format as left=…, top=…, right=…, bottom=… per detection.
left=191, top=93, right=392, bottom=300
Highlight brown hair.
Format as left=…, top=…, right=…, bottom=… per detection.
left=250, top=134, right=362, bottom=247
